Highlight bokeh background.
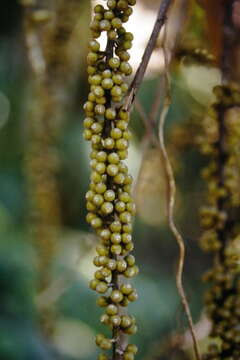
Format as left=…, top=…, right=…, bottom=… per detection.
left=0, top=1, right=221, bottom=359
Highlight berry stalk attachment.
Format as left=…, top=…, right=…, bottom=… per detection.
left=83, top=1, right=138, bottom=359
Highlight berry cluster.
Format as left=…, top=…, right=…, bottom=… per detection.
left=83, top=1, right=138, bottom=359
left=198, top=85, right=240, bottom=359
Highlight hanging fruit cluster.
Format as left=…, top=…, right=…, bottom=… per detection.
left=83, top=1, right=138, bottom=359
left=198, top=85, right=240, bottom=359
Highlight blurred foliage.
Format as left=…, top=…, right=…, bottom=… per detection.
left=0, top=1, right=218, bottom=360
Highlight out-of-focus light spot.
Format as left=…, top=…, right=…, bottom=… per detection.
left=127, top=138, right=142, bottom=185
left=54, top=318, right=94, bottom=358
left=0, top=92, right=10, bottom=129
left=78, top=247, right=96, bottom=281
left=181, top=65, right=221, bottom=106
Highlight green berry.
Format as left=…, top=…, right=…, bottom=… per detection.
left=106, top=304, right=118, bottom=315
left=94, top=4, right=104, bottom=13
left=99, top=19, right=111, bottom=31
left=91, top=217, right=103, bottom=228
left=111, top=128, right=122, bottom=139
left=93, top=194, right=104, bottom=206
left=109, top=57, right=120, bottom=69
left=110, top=220, right=121, bottom=232
left=89, top=39, right=100, bottom=52
left=99, top=338, right=112, bottom=350
left=99, top=230, right=111, bottom=242
left=111, top=290, right=124, bottom=303
left=104, top=137, right=115, bottom=149
left=115, top=201, right=126, bottom=212
left=126, top=344, right=138, bottom=355
left=108, top=152, right=120, bottom=164
left=102, top=78, right=114, bottom=89
left=104, top=190, right=116, bottom=201
left=107, top=164, right=119, bottom=176
left=98, top=353, right=109, bottom=360
left=107, top=0, right=116, bottom=9
left=96, top=281, right=108, bottom=294
left=110, top=315, right=121, bottom=327
left=111, top=244, right=122, bottom=255
left=90, top=279, right=99, bottom=290
left=120, top=283, right=133, bottom=295
left=105, top=108, right=116, bottom=120
left=128, top=290, right=138, bottom=301
left=95, top=182, right=107, bottom=194
left=123, top=352, right=134, bottom=360
left=121, top=315, right=132, bottom=328
left=101, top=202, right=114, bottom=215
left=87, top=52, right=98, bottom=65
left=111, top=232, right=122, bottom=244
left=104, top=10, right=114, bottom=20
left=112, top=17, right=122, bottom=28
left=117, top=259, right=128, bottom=272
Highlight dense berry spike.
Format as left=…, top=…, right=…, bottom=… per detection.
left=83, top=1, right=138, bottom=359
left=199, top=85, right=240, bottom=360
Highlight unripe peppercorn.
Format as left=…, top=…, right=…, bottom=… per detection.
left=121, top=283, right=133, bottom=295
left=96, top=282, right=108, bottom=294
left=117, top=259, right=128, bottom=272
left=121, top=315, right=132, bottom=328
left=111, top=244, right=122, bottom=255
left=111, top=233, right=122, bottom=244
left=108, top=30, right=118, bottom=40
left=99, top=339, right=112, bottom=350
left=95, top=182, right=107, bottom=194
left=106, top=304, right=118, bottom=316
left=98, top=353, right=109, bottom=360
left=111, top=290, right=124, bottom=303
left=105, top=108, right=116, bottom=120
left=110, top=220, right=121, bottom=232
left=111, top=128, right=122, bottom=139
left=109, top=57, right=120, bottom=69
left=103, top=137, right=115, bottom=149
left=89, top=40, right=100, bottom=52
left=99, top=19, right=111, bottom=31
left=114, top=173, right=125, bottom=185
left=97, top=296, right=109, bottom=307
left=126, top=344, right=138, bottom=355
left=102, top=78, right=114, bottom=89
left=123, top=351, right=134, bottom=360
left=84, top=1, right=138, bottom=357
left=107, top=164, right=119, bottom=176
left=107, top=0, right=116, bottom=9
left=110, top=315, right=121, bottom=327
left=104, top=190, right=115, bottom=202
left=101, top=202, right=114, bottom=215
left=128, top=290, right=138, bottom=302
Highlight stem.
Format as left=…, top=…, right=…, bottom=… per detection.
left=123, top=0, right=174, bottom=112
left=103, top=38, right=125, bottom=360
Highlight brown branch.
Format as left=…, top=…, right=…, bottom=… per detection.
left=123, top=0, right=174, bottom=112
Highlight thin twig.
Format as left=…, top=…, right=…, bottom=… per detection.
left=158, top=51, right=201, bottom=360
left=123, top=0, right=174, bottom=112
